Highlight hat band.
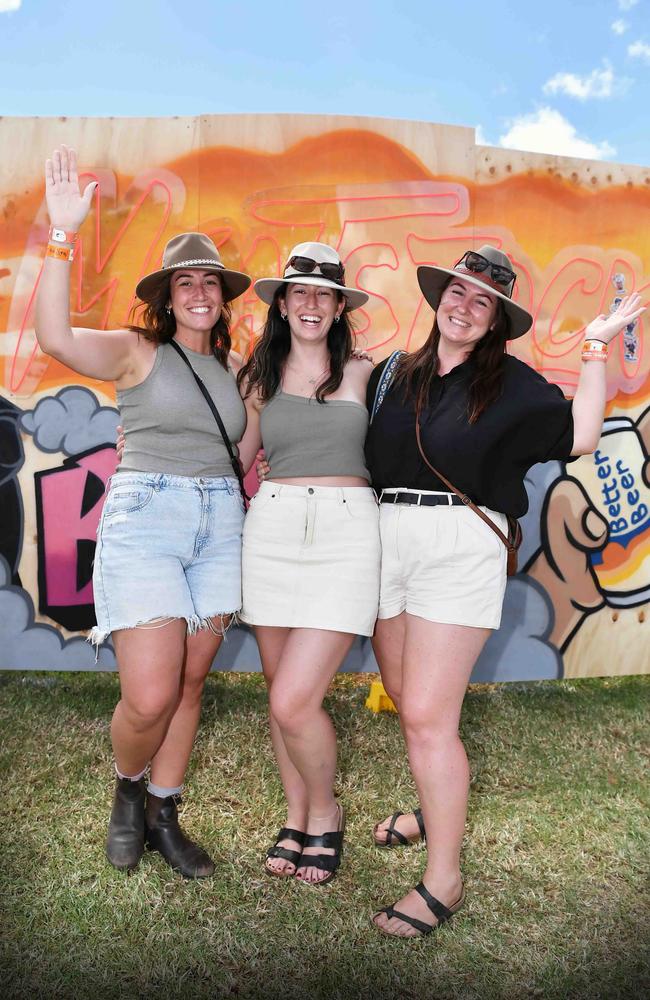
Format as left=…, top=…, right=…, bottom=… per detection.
left=453, top=266, right=511, bottom=298
left=164, top=258, right=225, bottom=270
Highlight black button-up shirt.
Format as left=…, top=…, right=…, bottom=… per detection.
left=365, top=355, right=574, bottom=517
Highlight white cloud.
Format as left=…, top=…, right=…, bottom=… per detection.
left=543, top=62, right=616, bottom=100
left=0, top=0, right=21, bottom=11
left=612, top=19, right=628, bottom=35
left=618, top=0, right=638, bottom=9
left=628, top=39, right=650, bottom=62
left=498, top=107, right=616, bottom=160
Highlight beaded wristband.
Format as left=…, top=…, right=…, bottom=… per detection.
left=48, top=225, right=79, bottom=245
left=46, top=242, right=75, bottom=262
left=581, top=351, right=608, bottom=362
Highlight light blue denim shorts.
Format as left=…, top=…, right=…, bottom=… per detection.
left=90, top=472, right=244, bottom=645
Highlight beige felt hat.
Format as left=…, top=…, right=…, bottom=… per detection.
left=135, top=232, right=251, bottom=303
left=417, top=244, right=533, bottom=339
left=254, top=242, right=369, bottom=311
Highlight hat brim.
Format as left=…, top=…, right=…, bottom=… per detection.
left=135, top=264, right=251, bottom=304
left=416, top=265, right=532, bottom=340
left=254, top=274, right=369, bottom=311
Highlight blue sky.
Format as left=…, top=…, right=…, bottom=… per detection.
left=1, top=0, right=649, bottom=166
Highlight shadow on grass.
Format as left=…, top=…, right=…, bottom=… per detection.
left=3, top=922, right=650, bottom=1000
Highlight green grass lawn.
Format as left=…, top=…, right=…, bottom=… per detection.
left=1, top=671, right=648, bottom=1000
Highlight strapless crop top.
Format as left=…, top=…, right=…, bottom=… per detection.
left=260, top=391, right=370, bottom=480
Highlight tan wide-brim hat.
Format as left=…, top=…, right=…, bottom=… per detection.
left=417, top=244, right=533, bottom=340
left=135, top=232, right=251, bottom=303
left=254, top=242, right=369, bottom=311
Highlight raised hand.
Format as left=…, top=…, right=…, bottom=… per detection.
left=45, top=145, right=97, bottom=230
left=585, top=294, right=645, bottom=346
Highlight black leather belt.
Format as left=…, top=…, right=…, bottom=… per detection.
left=380, top=491, right=467, bottom=507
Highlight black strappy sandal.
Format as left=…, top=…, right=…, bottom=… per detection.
left=264, top=827, right=306, bottom=878
left=374, top=881, right=464, bottom=937
left=373, top=807, right=426, bottom=848
left=296, top=804, right=346, bottom=887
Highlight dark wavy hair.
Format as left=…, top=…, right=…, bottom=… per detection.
left=238, top=287, right=354, bottom=403
left=394, top=277, right=511, bottom=423
left=129, top=272, right=232, bottom=369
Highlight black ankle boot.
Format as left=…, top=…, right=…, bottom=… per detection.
left=106, top=777, right=146, bottom=871
left=145, top=793, right=215, bottom=879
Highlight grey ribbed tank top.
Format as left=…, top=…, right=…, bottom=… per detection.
left=116, top=341, right=246, bottom=477
left=260, top=391, right=370, bottom=480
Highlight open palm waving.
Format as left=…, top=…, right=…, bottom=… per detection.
left=45, top=145, right=96, bottom=230
left=584, top=294, right=645, bottom=346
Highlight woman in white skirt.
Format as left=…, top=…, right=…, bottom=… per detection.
left=237, top=243, right=379, bottom=885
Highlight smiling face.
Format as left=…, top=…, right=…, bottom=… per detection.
left=436, top=276, right=498, bottom=352
left=280, top=282, right=345, bottom=343
left=168, top=269, right=224, bottom=336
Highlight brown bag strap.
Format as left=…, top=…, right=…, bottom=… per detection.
left=414, top=398, right=513, bottom=551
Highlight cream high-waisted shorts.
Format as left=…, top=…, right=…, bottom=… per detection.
left=378, top=490, right=508, bottom=629
left=241, top=482, right=381, bottom=635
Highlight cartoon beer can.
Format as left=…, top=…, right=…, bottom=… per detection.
left=568, top=417, right=650, bottom=607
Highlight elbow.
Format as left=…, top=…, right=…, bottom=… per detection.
left=34, top=326, right=59, bottom=360
left=34, top=313, right=65, bottom=361
left=34, top=309, right=54, bottom=356
left=570, top=435, right=600, bottom=457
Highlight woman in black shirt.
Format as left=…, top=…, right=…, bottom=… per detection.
left=367, top=245, right=643, bottom=938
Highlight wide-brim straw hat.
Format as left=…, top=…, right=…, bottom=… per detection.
left=135, top=232, right=251, bottom=303
left=254, top=242, right=369, bottom=311
left=417, top=244, right=533, bottom=340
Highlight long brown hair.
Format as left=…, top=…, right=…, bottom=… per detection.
left=129, top=273, right=233, bottom=369
left=238, top=288, right=353, bottom=403
left=394, top=281, right=511, bottom=423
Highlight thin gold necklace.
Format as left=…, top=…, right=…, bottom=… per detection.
left=285, top=363, right=330, bottom=385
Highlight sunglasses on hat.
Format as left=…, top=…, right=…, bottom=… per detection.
left=455, top=251, right=516, bottom=293
left=287, top=255, right=345, bottom=284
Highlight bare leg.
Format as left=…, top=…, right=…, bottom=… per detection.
left=371, top=614, right=424, bottom=845
left=269, top=628, right=355, bottom=884
left=374, top=613, right=489, bottom=937
left=111, top=619, right=188, bottom=776
left=256, top=625, right=308, bottom=875
left=372, top=613, right=406, bottom=710
left=149, top=617, right=227, bottom=788
left=106, top=618, right=189, bottom=872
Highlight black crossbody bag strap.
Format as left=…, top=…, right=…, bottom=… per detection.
left=169, top=339, right=249, bottom=501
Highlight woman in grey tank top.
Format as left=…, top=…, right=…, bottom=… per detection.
left=237, top=243, right=381, bottom=886
left=35, top=145, right=258, bottom=881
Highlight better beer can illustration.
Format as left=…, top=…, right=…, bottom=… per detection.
left=568, top=417, right=650, bottom=607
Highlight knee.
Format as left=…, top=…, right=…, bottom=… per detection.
left=180, top=662, right=211, bottom=704
left=269, top=689, right=309, bottom=737
left=400, top=700, right=456, bottom=747
left=120, top=689, right=177, bottom=733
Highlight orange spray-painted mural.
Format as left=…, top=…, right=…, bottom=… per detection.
left=1, top=115, right=648, bottom=677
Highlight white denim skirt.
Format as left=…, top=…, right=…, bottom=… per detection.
left=241, top=482, right=381, bottom=635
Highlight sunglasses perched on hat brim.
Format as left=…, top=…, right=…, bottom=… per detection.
left=286, top=255, right=345, bottom=285
left=454, top=251, right=516, bottom=295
